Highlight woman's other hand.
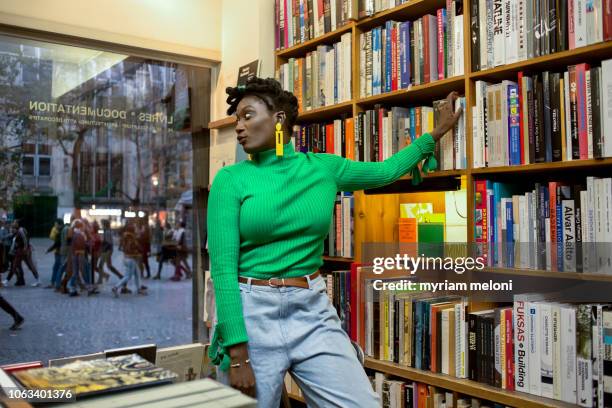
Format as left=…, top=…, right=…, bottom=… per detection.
left=431, top=91, right=463, bottom=142
left=228, top=343, right=256, bottom=398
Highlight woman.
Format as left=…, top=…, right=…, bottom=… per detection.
left=111, top=222, right=147, bottom=297
left=137, top=221, right=152, bottom=279
left=98, top=219, right=123, bottom=282
left=207, top=77, right=461, bottom=407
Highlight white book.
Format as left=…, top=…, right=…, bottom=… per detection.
left=529, top=191, right=537, bottom=269
left=602, top=59, right=612, bottom=158
left=604, top=178, right=612, bottom=273
left=155, top=343, right=205, bottom=383
left=441, top=308, right=451, bottom=375
left=455, top=302, right=468, bottom=378
left=577, top=304, right=594, bottom=408
left=454, top=15, right=464, bottom=76
left=504, top=0, right=519, bottom=64
left=479, top=0, right=489, bottom=70
left=514, top=298, right=530, bottom=393
left=312, top=0, right=320, bottom=38
left=586, top=177, right=597, bottom=273
left=527, top=302, right=542, bottom=396
left=561, top=305, right=578, bottom=404
left=552, top=304, right=562, bottom=400
left=580, top=190, right=589, bottom=273
left=343, top=32, right=352, bottom=101
left=575, top=0, right=588, bottom=48
left=517, top=0, right=528, bottom=61
left=519, top=194, right=529, bottom=269
left=474, top=81, right=488, bottom=168
left=564, top=71, right=573, bottom=160
left=360, top=33, right=366, bottom=98
left=330, top=0, right=337, bottom=32
left=563, top=199, right=577, bottom=272
left=492, top=0, right=505, bottom=66
left=540, top=303, right=554, bottom=399
left=595, top=178, right=604, bottom=272
left=586, top=0, right=603, bottom=45
left=365, top=31, right=372, bottom=97
left=525, top=0, right=534, bottom=58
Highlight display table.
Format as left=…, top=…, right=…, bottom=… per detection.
left=54, top=378, right=256, bottom=408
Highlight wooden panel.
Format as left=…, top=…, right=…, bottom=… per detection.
left=354, top=191, right=446, bottom=262
left=208, top=116, right=236, bottom=130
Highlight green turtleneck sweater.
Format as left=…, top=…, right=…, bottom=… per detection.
left=207, top=133, right=436, bottom=369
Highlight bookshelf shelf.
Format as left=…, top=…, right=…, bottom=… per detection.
left=322, top=255, right=355, bottom=263
left=479, top=266, right=612, bottom=283
left=276, top=23, right=354, bottom=59
left=364, top=358, right=576, bottom=408
left=469, top=41, right=612, bottom=82
left=356, top=76, right=465, bottom=108
left=471, top=158, right=612, bottom=176
left=355, top=0, right=447, bottom=31
left=208, top=116, right=236, bottom=130
left=296, top=100, right=354, bottom=123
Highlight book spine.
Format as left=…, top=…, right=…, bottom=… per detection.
left=543, top=71, right=553, bottom=162
left=590, top=67, right=602, bottom=158
left=509, top=83, right=521, bottom=166
left=551, top=73, right=563, bottom=161
left=514, top=300, right=529, bottom=393
left=493, top=0, right=505, bottom=66
left=576, top=63, right=590, bottom=159
left=471, top=0, right=480, bottom=71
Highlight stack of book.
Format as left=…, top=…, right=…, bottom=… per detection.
left=371, top=372, right=507, bottom=408
left=474, top=177, right=612, bottom=273
left=470, top=0, right=612, bottom=71
left=274, top=0, right=355, bottom=50
left=359, top=1, right=465, bottom=98
left=472, top=59, right=612, bottom=168
left=277, top=33, right=352, bottom=111
left=324, top=192, right=354, bottom=259
left=355, top=98, right=466, bottom=170
left=362, top=286, right=612, bottom=406
left=323, top=270, right=353, bottom=334
left=293, top=116, right=355, bottom=158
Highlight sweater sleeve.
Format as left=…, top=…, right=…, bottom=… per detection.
left=207, top=168, right=249, bottom=349
left=313, top=133, right=436, bottom=192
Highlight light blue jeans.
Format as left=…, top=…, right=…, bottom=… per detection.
left=215, top=275, right=380, bottom=408
left=114, top=257, right=140, bottom=291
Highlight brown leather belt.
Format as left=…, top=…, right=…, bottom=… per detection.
left=238, top=271, right=320, bottom=289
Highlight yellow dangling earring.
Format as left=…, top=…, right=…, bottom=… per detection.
left=275, top=122, right=284, bottom=157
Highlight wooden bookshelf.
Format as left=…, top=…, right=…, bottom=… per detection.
left=356, top=75, right=465, bottom=108
left=322, top=255, right=355, bottom=263
left=471, top=157, right=612, bottom=176
left=364, top=358, right=577, bottom=408
left=296, top=100, right=353, bottom=123
left=470, top=41, right=612, bottom=82
left=276, top=23, right=354, bottom=59
left=267, top=2, right=612, bottom=406
left=355, top=0, right=447, bottom=31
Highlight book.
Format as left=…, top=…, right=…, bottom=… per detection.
left=12, top=354, right=177, bottom=398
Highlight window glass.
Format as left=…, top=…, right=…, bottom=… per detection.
left=0, top=34, right=209, bottom=366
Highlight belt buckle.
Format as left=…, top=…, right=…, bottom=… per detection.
left=268, top=278, right=285, bottom=287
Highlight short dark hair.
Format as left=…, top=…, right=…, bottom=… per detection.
left=225, top=77, right=299, bottom=136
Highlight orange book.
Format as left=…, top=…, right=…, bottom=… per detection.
left=325, top=123, right=334, bottom=154
left=345, top=117, right=355, bottom=160
left=417, top=382, right=429, bottom=408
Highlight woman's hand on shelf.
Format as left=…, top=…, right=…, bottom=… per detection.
left=228, top=342, right=256, bottom=398
left=430, top=91, right=463, bottom=142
